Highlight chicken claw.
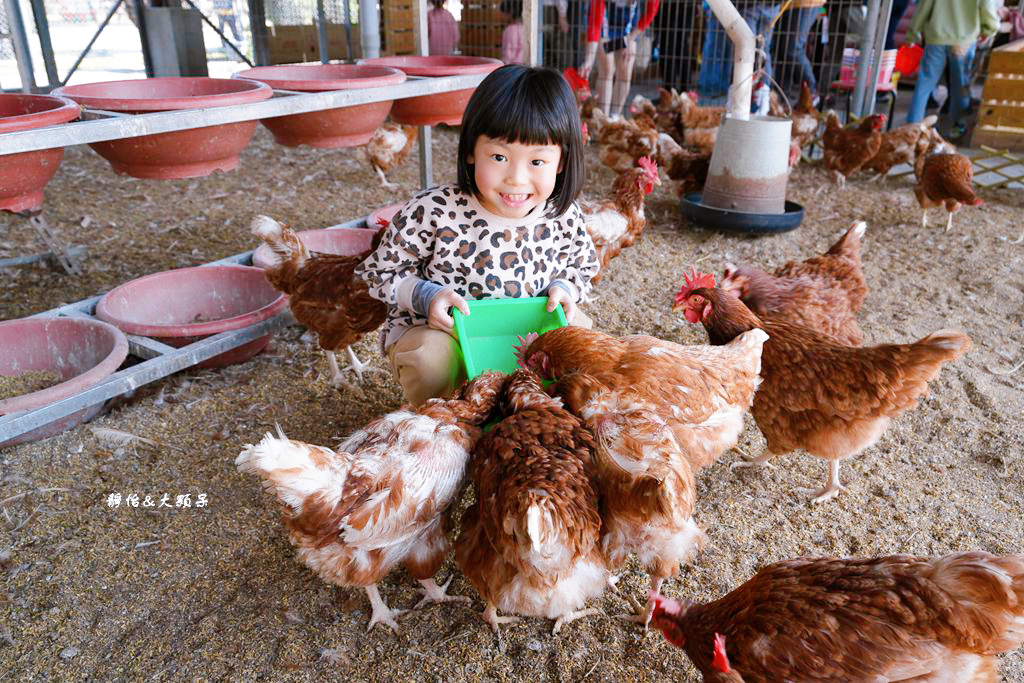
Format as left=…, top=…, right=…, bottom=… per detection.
left=365, top=584, right=406, bottom=632
left=342, top=345, right=386, bottom=383
left=413, top=576, right=471, bottom=610
left=482, top=602, right=520, bottom=633
left=807, top=459, right=848, bottom=504
left=553, top=608, right=604, bottom=634
left=729, top=449, right=776, bottom=471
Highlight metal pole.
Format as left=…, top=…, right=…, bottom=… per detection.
left=248, top=0, right=268, bottom=65
left=414, top=0, right=433, bottom=189
left=342, top=0, right=354, bottom=61
left=134, top=0, right=155, bottom=77
left=861, top=0, right=892, bottom=117
left=360, top=0, right=381, bottom=58
left=850, top=0, right=880, bottom=119
left=525, top=0, right=539, bottom=65
left=4, top=0, right=37, bottom=92
left=27, top=0, right=59, bottom=89
left=316, top=0, right=330, bottom=63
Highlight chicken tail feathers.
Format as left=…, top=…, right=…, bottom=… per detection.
left=915, top=328, right=972, bottom=359
left=251, top=215, right=308, bottom=271
left=930, top=552, right=1024, bottom=652
left=236, top=429, right=348, bottom=513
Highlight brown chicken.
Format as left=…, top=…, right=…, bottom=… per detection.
left=678, top=91, right=725, bottom=130
left=519, top=324, right=767, bottom=475
left=676, top=277, right=971, bottom=503
left=456, top=370, right=607, bottom=634
left=593, top=108, right=660, bottom=173
left=650, top=552, right=1024, bottom=682
left=823, top=111, right=887, bottom=186
left=553, top=370, right=706, bottom=627
left=235, top=371, right=506, bottom=632
left=657, top=133, right=711, bottom=197
left=580, top=157, right=661, bottom=281
left=653, top=87, right=685, bottom=143
left=251, top=215, right=386, bottom=386
left=362, top=123, right=418, bottom=189
left=790, top=81, right=822, bottom=152
left=720, top=220, right=867, bottom=345
left=914, top=138, right=984, bottom=231
left=865, top=114, right=938, bottom=177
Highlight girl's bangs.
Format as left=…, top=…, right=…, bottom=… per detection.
left=482, top=95, right=566, bottom=147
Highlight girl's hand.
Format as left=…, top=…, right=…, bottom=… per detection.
left=546, top=287, right=576, bottom=323
left=427, top=288, right=470, bottom=333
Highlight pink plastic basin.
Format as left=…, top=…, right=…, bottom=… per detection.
left=366, top=202, right=403, bottom=230
left=95, top=265, right=288, bottom=368
left=52, top=77, right=272, bottom=179
left=0, top=317, right=129, bottom=447
left=357, top=56, right=503, bottom=126
left=251, top=226, right=380, bottom=269
left=0, top=94, right=81, bottom=213
left=233, top=64, right=407, bottom=148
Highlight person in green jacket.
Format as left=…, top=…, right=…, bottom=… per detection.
left=905, top=0, right=999, bottom=137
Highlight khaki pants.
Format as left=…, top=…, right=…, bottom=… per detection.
left=387, top=308, right=593, bottom=406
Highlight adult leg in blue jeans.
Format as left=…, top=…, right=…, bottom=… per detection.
left=745, top=4, right=780, bottom=81
left=698, top=12, right=731, bottom=99
left=907, top=44, right=948, bottom=123
left=790, top=7, right=819, bottom=93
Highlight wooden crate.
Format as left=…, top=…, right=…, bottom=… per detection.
left=381, top=0, right=416, bottom=55
left=972, top=38, right=1024, bottom=151
left=265, top=24, right=361, bottom=64
left=461, top=3, right=505, bottom=59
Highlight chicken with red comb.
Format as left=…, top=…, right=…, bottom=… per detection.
left=648, top=552, right=1024, bottom=682
left=675, top=274, right=971, bottom=504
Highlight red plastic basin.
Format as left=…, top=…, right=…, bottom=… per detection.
left=95, top=265, right=288, bottom=368
left=357, top=56, right=503, bottom=126
left=251, top=226, right=380, bottom=269
left=52, top=77, right=272, bottom=179
left=233, top=64, right=407, bottom=148
left=0, top=317, right=129, bottom=447
left=0, top=93, right=81, bottom=213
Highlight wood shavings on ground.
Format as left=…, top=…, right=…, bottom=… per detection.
left=0, top=128, right=1022, bottom=680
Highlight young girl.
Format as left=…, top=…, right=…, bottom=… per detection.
left=356, top=65, right=598, bottom=406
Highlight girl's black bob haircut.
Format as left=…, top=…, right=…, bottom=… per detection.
left=457, top=64, right=585, bottom=219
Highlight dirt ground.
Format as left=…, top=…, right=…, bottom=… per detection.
left=2, top=126, right=1023, bottom=682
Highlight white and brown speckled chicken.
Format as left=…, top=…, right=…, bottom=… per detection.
left=251, top=215, right=387, bottom=386
left=651, top=552, right=1024, bottom=682
left=580, top=157, right=661, bottom=282
left=591, top=107, right=660, bottom=173
left=456, top=369, right=608, bottom=634
left=236, top=371, right=507, bottom=632
left=553, top=369, right=706, bottom=627
left=865, top=114, right=938, bottom=177
left=362, top=123, right=418, bottom=189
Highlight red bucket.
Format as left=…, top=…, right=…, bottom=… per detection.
left=895, top=44, right=924, bottom=76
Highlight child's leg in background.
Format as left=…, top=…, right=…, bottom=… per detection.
left=906, top=44, right=948, bottom=123
left=388, top=326, right=464, bottom=406
left=595, top=47, right=615, bottom=116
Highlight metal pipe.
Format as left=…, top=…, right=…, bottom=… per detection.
left=248, top=0, right=269, bottom=66
left=3, top=0, right=37, bottom=92
left=360, top=0, right=381, bottom=58
left=850, top=0, right=880, bottom=119
left=316, top=0, right=329, bottom=64
left=133, top=0, right=155, bottom=78
left=27, top=0, right=59, bottom=89
left=525, top=0, right=539, bottom=66
left=179, top=0, right=253, bottom=65
left=704, top=0, right=755, bottom=121
left=862, top=0, right=893, bottom=117
left=342, top=0, right=354, bottom=61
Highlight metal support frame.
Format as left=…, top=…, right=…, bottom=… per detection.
left=860, top=0, right=892, bottom=117
left=3, top=0, right=36, bottom=92
left=0, top=218, right=365, bottom=446
left=26, top=0, right=59, bottom=89
left=179, top=0, right=254, bottom=66
left=413, top=0, right=433, bottom=189
left=248, top=0, right=269, bottom=66
left=525, top=0, right=539, bottom=66
left=315, top=0, right=329, bottom=64
left=61, top=0, right=131, bottom=86
left=0, top=74, right=487, bottom=154
left=850, top=0, right=886, bottom=119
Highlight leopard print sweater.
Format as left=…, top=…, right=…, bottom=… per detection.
left=356, top=185, right=600, bottom=350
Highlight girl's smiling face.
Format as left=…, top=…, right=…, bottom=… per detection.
left=467, top=135, right=563, bottom=219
